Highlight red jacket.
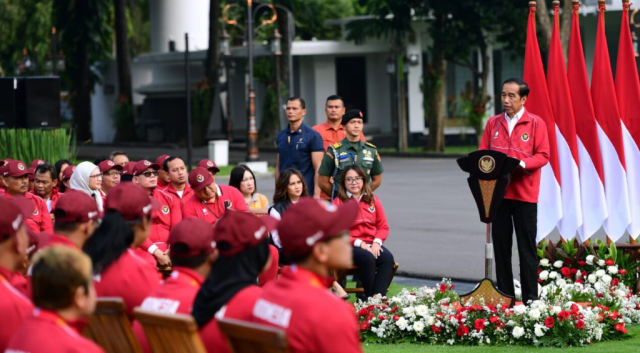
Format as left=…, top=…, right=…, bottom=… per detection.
left=44, top=234, right=79, bottom=250
left=200, top=286, right=262, bottom=353
left=479, top=109, right=550, bottom=203
left=140, top=188, right=183, bottom=253
left=248, top=266, right=362, bottom=353
left=1, top=192, right=53, bottom=234
left=6, top=309, right=104, bottom=353
left=93, top=249, right=161, bottom=319
left=332, top=195, right=389, bottom=245
left=132, top=267, right=204, bottom=353
left=160, top=183, right=194, bottom=205
left=29, top=187, right=62, bottom=213
left=0, top=267, right=34, bottom=351
left=182, top=184, right=249, bottom=225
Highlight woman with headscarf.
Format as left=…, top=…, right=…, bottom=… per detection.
left=193, top=210, right=276, bottom=353
left=69, top=161, right=104, bottom=212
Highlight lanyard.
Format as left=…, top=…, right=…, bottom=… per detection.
left=202, top=196, right=223, bottom=220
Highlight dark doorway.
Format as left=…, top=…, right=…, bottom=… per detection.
left=335, top=56, right=368, bottom=122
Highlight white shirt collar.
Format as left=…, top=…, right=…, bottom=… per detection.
left=215, top=184, right=222, bottom=196
left=346, top=191, right=364, bottom=201
left=505, top=106, right=525, bottom=123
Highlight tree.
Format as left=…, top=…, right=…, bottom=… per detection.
left=536, top=0, right=572, bottom=62
left=113, top=0, right=137, bottom=142
left=53, top=0, right=112, bottom=142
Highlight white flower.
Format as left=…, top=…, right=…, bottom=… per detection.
left=540, top=259, right=550, bottom=267
left=402, top=307, right=414, bottom=315
left=396, top=317, right=408, bottom=330
left=556, top=278, right=567, bottom=287
left=512, top=326, right=525, bottom=338
left=539, top=270, right=549, bottom=280
left=415, top=305, right=428, bottom=317
left=425, top=316, right=435, bottom=326
left=551, top=306, right=562, bottom=315
left=413, top=321, right=425, bottom=332
left=602, top=275, right=612, bottom=284
left=608, top=266, right=618, bottom=275
left=615, top=289, right=626, bottom=298
left=554, top=260, right=563, bottom=268
left=594, top=282, right=604, bottom=292
left=513, top=305, right=527, bottom=315
left=549, top=271, right=558, bottom=279
left=534, top=324, right=546, bottom=337
left=596, top=269, right=606, bottom=278
left=529, top=308, right=541, bottom=320
left=588, top=274, right=597, bottom=284
left=598, top=259, right=606, bottom=267
left=586, top=255, right=594, bottom=265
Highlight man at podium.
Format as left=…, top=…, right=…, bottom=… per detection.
left=478, top=78, right=549, bottom=303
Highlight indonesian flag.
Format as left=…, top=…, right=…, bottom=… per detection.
left=523, top=5, right=562, bottom=242
left=567, top=2, right=607, bottom=241
left=547, top=6, right=582, bottom=241
left=591, top=4, right=631, bottom=242
left=615, top=2, right=640, bottom=239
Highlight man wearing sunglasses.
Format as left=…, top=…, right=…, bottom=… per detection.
left=133, top=160, right=181, bottom=268
left=98, top=160, right=123, bottom=196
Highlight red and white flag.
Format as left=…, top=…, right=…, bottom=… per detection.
left=547, top=5, right=582, bottom=241
left=615, top=1, right=640, bottom=239
left=591, top=4, right=631, bottom=242
left=567, top=2, right=607, bottom=241
left=523, top=4, right=562, bottom=242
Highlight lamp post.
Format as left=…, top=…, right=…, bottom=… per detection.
left=45, top=27, right=66, bottom=76
left=220, top=30, right=234, bottom=141
left=272, top=29, right=283, bottom=129
left=15, top=48, right=36, bottom=76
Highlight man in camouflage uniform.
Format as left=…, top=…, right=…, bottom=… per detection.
left=318, top=109, right=383, bottom=200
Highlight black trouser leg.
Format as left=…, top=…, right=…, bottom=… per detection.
left=511, top=200, right=538, bottom=303
left=353, top=247, right=376, bottom=297
left=491, top=200, right=515, bottom=297
left=372, top=246, right=395, bottom=296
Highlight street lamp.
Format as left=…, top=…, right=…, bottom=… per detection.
left=15, top=48, right=36, bottom=76
left=220, top=29, right=234, bottom=142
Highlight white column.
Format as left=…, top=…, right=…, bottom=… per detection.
left=149, top=0, right=210, bottom=53
left=313, top=56, right=337, bottom=125
left=407, top=30, right=424, bottom=133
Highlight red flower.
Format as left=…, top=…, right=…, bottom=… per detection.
left=575, top=279, right=584, bottom=284
left=367, top=305, right=375, bottom=312
left=564, top=258, right=572, bottom=265
left=439, top=283, right=447, bottom=293
left=431, top=325, right=442, bottom=333
left=561, top=267, right=572, bottom=278
left=489, top=316, right=500, bottom=324
left=495, top=321, right=506, bottom=330
left=579, top=260, right=586, bottom=267
left=474, top=319, right=485, bottom=331
left=456, top=324, right=470, bottom=337
left=360, top=320, right=370, bottom=331
left=576, top=320, right=585, bottom=330
left=612, top=278, right=619, bottom=286
left=605, top=259, right=614, bottom=266
left=619, top=269, right=628, bottom=275
left=570, top=268, right=578, bottom=275
left=570, top=304, right=580, bottom=314
left=389, top=306, right=398, bottom=314
left=435, top=312, right=445, bottom=319
left=614, top=322, right=627, bottom=334
left=486, top=305, right=497, bottom=314
left=558, top=311, right=571, bottom=321
left=450, top=285, right=456, bottom=290
left=545, top=317, right=555, bottom=328
left=392, top=315, right=400, bottom=321
left=597, top=313, right=604, bottom=322
left=378, top=314, right=387, bottom=321
left=358, top=308, right=368, bottom=317
left=596, top=293, right=603, bottom=298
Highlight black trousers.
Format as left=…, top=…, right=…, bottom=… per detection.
left=492, top=199, right=538, bottom=303
left=353, top=245, right=395, bottom=297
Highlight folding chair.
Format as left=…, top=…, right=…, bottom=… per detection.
left=133, top=308, right=206, bottom=353
left=218, top=318, right=289, bottom=353
left=83, top=298, right=143, bottom=353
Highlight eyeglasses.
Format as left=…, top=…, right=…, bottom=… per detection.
left=104, top=171, right=123, bottom=177
left=89, top=173, right=103, bottom=179
left=345, top=177, right=363, bottom=184
left=141, top=171, right=159, bottom=177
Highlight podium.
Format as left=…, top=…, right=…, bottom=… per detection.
left=457, top=150, right=521, bottom=307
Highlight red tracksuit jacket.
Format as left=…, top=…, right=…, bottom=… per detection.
left=1, top=192, right=53, bottom=234
left=139, top=188, right=183, bottom=254
left=248, top=266, right=362, bottom=353
left=479, top=109, right=550, bottom=203
left=182, top=184, right=249, bottom=225
left=0, top=267, right=33, bottom=351
left=160, top=183, right=194, bottom=206
left=333, top=195, right=389, bottom=245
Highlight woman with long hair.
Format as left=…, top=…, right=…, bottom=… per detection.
left=269, top=168, right=307, bottom=249
left=332, top=164, right=394, bottom=298
left=228, top=165, right=269, bottom=211
left=83, top=182, right=161, bottom=319
left=69, top=161, right=104, bottom=211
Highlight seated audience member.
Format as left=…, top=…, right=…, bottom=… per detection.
left=46, top=190, right=101, bottom=250
left=155, top=155, right=171, bottom=188
left=182, top=167, right=248, bottom=225
left=269, top=168, right=307, bottom=249
left=54, top=159, right=71, bottom=183
left=6, top=246, right=104, bottom=353
left=31, top=163, right=60, bottom=213
left=1, top=160, right=53, bottom=234
left=60, top=165, right=76, bottom=193
left=247, top=198, right=362, bottom=353
left=332, top=165, right=393, bottom=298
left=70, top=161, right=104, bottom=212
left=120, top=161, right=136, bottom=182
left=83, top=183, right=161, bottom=319
left=27, top=159, right=46, bottom=192
left=197, top=159, right=221, bottom=177
left=193, top=210, right=276, bottom=353
left=98, top=160, right=123, bottom=196
left=0, top=197, right=34, bottom=351
left=133, top=218, right=217, bottom=353
left=133, top=160, right=180, bottom=267
left=160, top=156, right=192, bottom=203
left=110, top=151, right=129, bottom=166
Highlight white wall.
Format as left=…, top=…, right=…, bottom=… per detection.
left=91, top=61, right=117, bottom=143
left=407, top=29, right=424, bottom=134
left=149, top=0, right=209, bottom=53
left=312, top=56, right=337, bottom=125
left=298, top=57, right=317, bottom=126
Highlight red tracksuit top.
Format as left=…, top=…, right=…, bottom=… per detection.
left=140, top=188, right=183, bottom=253
left=0, top=267, right=33, bottom=351
left=1, top=192, right=53, bottom=234
left=160, top=183, right=194, bottom=206
left=479, top=109, right=550, bottom=203
left=182, top=184, right=249, bottom=225
left=199, top=285, right=263, bottom=353
left=6, top=309, right=104, bottom=353
left=132, top=267, right=203, bottom=353
left=332, top=195, right=389, bottom=245
left=29, top=187, right=62, bottom=213
left=248, top=266, right=363, bottom=353
left=93, top=248, right=161, bottom=319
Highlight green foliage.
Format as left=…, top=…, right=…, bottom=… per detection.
left=274, top=0, right=355, bottom=40
left=0, top=128, right=77, bottom=163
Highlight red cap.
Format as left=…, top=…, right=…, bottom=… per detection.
left=105, top=183, right=160, bottom=221
left=214, top=210, right=278, bottom=256
left=3, top=160, right=30, bottom=178
left=27, top=167, right=36, bottom=181
left=188, top=167, right=214, bottom=192
left=29, top=159, right=46, bottom=169
left=0, top=197, right=32, bottom=240
left=61, top=165, right=76, bottom=181
left=54, top=190, right=101, bottom=223
left=0, top=158, right=12, bottom=167
left=121, top=161, right=137, bottom=176
left=155, top=155, right=170, bottom=168
left=277, top=198, right=359, bottom=258
left=98, top=160, right=123, bottom=173
left=197, top=159, right=221, bottom=174
left=26, top=229, right=50, bottom=256
left=168, top=218, right=216, bottom=258
left=132, top=160, right=160, bottom=176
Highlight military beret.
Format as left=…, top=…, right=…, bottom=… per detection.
left=341, top=109, right=364, bottom=125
